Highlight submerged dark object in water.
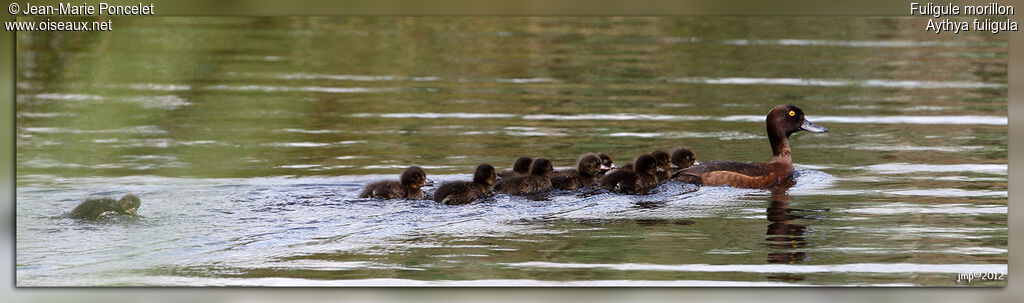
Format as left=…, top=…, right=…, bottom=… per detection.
left=434, top=164, right=497, bottom=205
left=600, top=154, right=659, bottom=194
left=672, top=104, right=828, bottom=189
left=69, top=194, right=141, bottom=220
left=551, top=153, right=605, bottom=190
left=359, top=166, right=429, bottom=199
left=495, top=158, right=553, bottom=195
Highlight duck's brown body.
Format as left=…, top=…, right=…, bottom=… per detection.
left=673, top=105, right=827, bottom=189
left=612, top=172, right=659, bottom=194
left=359, top=166, right=427, bottom=199
left=359, top=180, right=425, bottom=199
left=496, top=158, right=553, bottom=195
left=69, top=194, right=141, bottom=220
left=498, top=175, right=551, bottom=194
left=434, top=164, right=497, bottom=205
left=674, top=160, right=791, bottom=189
left=433, top=181, right=493, bottom=205
left=550, top=169, right=591, bottom=189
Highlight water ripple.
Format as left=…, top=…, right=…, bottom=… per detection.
left=672, top=77, right=1005, bottom=89
left=205, top=84, right=399, bottom=94
left=350, top=113, right=516, bottom=119
left=502, top=262, right=1007, bottom=274
left=860, top=163, right=1007, bottom=174
left=347, top=112, right=1006, bottom=125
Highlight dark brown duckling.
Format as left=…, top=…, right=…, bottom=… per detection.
left=650, top=150, right=672, bottom=183
left=599, top=164, right=633, bottom=191
left=670, top=146, right=697, bottom=174
left=69, top=194, right=141, bottom=220
left=497, top=157, right=532, bottom=179
left=617, top=162, right=634, bottom=171
left=550, top=153, right=604, bottom=190
left=359, top=166, right=428, bottom=199
left=599, top=154, right=659, bottom=194
left=609, top=149, right=676, bottom=178
left=594, top=152, right=616, bottom=181
left=495, top=158, right=553, bottom=195
left=673, top=104, right=827, bottom=189
left=434, top=164, right=497, bottom=205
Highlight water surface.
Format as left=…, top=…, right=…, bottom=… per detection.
left=16, top=17, right=1007, bottom=286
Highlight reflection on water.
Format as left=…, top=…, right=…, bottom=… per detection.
left=764, top=179, right=807, bottom=282
left=15, top=17, right=1006, bottom=286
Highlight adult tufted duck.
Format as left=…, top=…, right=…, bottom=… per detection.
left=672, top=105, right=827, bottom=189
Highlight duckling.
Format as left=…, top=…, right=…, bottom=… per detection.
left=594, top=152, right=616, bottom=181
left=434, top=164, right=497, bottom=205
left=609, top=149, right=675, bottom=177
left=597, top=152, right=615, bottom=169
left=670, top=146, right=697, bottom=174
left=599, top=154, right=659, bottom=194
left=495, top=158, right=554, bottom=195
left=69, top=194, right=141, bottom=220
left=497, top=157, right=532, bottom=179
left=599, top=163, right=633, bottom=191
left=359, top=166, right=428, bottom=199
left=617, top=162, right=635, bottom=171
left=650, top=150, right=672, bottom=183
left=550, top=153, right=605, bottom=190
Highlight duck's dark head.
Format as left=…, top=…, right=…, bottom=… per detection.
left=650, top=150, right=670, bottom=172
left=634, top=154, right=657, bottom=176
left=767, top=105, right=828, bottom=137
left=511, top=157, right=533, bottom=174
left=115, top=194, right=141, bottom=216
left=766, top=105, right=828, bottom=158
left=473, top=164, right=497, bottom=186
left=400, top=166, right=427, bottom=189
left=671, top=146, right=697, bottom=169
left=530, top=158, right=554, bottom=177
left=577, top=153, right=602, bottom=176
left=596, top=152, right=614, bottom=171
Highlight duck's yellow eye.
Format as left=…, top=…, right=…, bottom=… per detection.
left=788, top=110, right=796, bottom=117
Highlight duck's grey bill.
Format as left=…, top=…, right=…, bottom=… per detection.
left=801, top=120, right=829, bottom=133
